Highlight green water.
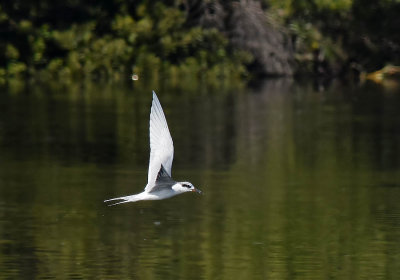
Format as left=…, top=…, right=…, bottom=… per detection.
left=0, top=80, right=399, bottom=279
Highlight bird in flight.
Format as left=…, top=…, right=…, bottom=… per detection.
left=104, top=91, right=202, bottom=206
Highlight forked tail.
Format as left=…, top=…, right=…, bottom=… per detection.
left=104, top=194, right=141, bottom=206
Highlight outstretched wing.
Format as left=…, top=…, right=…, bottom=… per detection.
left=145, top=91, right=174, bottom=192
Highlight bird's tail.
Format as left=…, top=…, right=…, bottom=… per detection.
left=104, top=194, right=141, bottom=206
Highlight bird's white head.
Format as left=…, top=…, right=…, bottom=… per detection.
left=172, top=182, right=202, bottom=194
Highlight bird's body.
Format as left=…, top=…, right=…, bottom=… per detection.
left=104, top=91, right=201, bottom=206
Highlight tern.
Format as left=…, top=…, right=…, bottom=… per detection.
left=104, top=91, right=202, bottom=206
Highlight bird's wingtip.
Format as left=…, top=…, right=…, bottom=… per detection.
left=152, top=91, right=161, bottom=105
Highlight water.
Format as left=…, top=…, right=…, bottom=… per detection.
left=0, top=80, right=399, bottom=279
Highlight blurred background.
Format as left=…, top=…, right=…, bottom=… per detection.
left=0, top=1, right=400, bottom=279
left=0, top=0, right=400, bottom=84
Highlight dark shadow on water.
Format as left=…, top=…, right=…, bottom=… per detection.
left=0, top=79, right=400, bottom=279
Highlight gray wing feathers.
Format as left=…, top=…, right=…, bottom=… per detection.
left=148, top=165, right=176, bottom=193
left=145, top=91, right=174, bottom=192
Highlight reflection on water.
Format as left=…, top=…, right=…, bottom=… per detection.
left=0, top=81, right=399, bottom=279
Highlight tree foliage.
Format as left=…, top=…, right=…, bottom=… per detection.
left=270, top=0, right=400, bottom=75
left=0, top=0, right=399, bottom=83
left=0, top=1, right=250, bottom=83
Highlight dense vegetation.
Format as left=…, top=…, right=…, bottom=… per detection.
left=0, top=0, right=399, bottom=84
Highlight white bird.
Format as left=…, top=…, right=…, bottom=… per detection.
left=104, top=91, right=202, bottom=206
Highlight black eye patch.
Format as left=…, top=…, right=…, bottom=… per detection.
left=183, top=184, right=191, bottom=188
